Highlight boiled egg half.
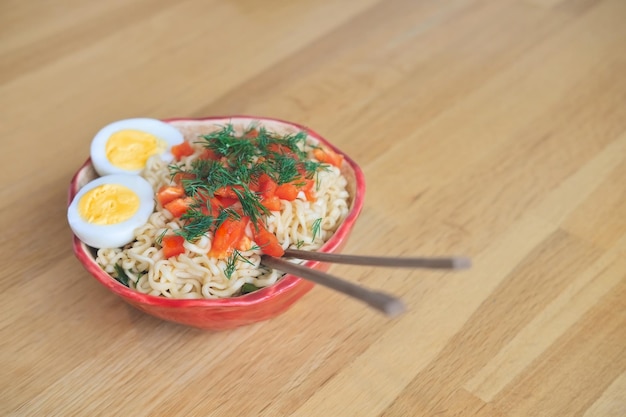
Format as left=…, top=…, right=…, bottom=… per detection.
left=68, top=174, right=155, bottom=248
left=90, top=118, right=184, bottom=176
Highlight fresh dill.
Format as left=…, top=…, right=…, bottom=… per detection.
left=271, top=154, right=301, bottom=184
left=192, top=159, right=222, bottom=181
left=167, top=163, right=185, bottom=182
left=311, top=218, right=323, bottom=242
left=177, top=209, right=215, bottom=241
left=213, top=208, right=241, bottom=230
left=155, top=229, right=168, bottom=245
left=302, top=160, right=327, bottom=179
left=224, top=253, right=237, bottom=279
left=181, top=177, right=211, bottom=198
left=254, top=126, right=270, bottom=149
left=203, top=124, right=256, bottom=164
left=231, top=182, right=270, bottom=226
left=167, top=122, right=327, bottom=251
left=224, top=249, right=255, bottom=279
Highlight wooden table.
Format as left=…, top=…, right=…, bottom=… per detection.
left=2, top=0, right=625, bottom=415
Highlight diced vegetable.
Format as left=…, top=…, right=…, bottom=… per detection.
left=164, top=197, right=193, bottom=217
left=199, top=148, right=220, bottom=160
left=267, top=142, right=297, bottom=157
left=208, top=217, right=250, bottom=259
left=257, top=174, right=277, bottom=196
left=244, top=128, right=259, bottom=138
left=313, top=146, right=344, bottom=168
left=236, top=236, right=252, bottom=252
left=197, top=197, right=221, bottom=217
left=260, top=195, right=281, bottom=211
left=275, top=183, right=298, bottom=201
left=157, top=184, right=186, bottom=206
left=300, top=178, right=316, bottom=201
left=216, top=196, right=239, bottom=208
left=256, top=174, right=281, bottom=210
left=252, top=222, right=284, bottom=257
left=172, top=171, right=196, bottom=184
left=162, top=235, right=185, bottom=258
left=171, top=141, right=195, bottom=160
left=215, top=185, right=245, bottom=199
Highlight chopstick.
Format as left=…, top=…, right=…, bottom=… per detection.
left=262, top=250, right=470, bottom=317
left=261, top=255, right=406, bottom=317
left=283, top=248, right=472, bottom=270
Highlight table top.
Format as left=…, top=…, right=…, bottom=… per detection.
left=2, top=0, right=625, bottom=416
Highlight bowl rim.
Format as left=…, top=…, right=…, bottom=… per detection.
left=70, top=115, right=366, bottom=308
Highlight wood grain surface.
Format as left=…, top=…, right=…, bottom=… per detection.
left=1, top=0, right=625, bottom=415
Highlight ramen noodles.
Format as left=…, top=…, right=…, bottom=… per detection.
left=95, top=121, right=350, bottom=299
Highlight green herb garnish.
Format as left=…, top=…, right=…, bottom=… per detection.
left=311, top=218, right=323, bottom=242
left=177, top=209, right=215, bottom=241
left=155, top=229, right=168, bottom=246
left=166, top=122, right=326, bottom=256
left=224, top=249, right=255, bottom=279
left=113, top=264, right=132, bottom=287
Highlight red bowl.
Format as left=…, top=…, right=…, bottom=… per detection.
left=69, top=116, right=365, bottom=330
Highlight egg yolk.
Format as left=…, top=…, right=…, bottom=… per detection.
left=78, top=184, right=140, bottom=225
left=106, top=129, right=166, bottom=170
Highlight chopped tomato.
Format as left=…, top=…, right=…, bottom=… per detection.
left=236, top=236, right=252, bottom=252
left=197, top=197, right=220, bottom=217
left=164, top=197, right=193, bottom=217
left=253, top=174, right=280, bottom=210
left=196, top=192, right=238, bottom=216
left=267, top=143, right=296, bottom=157
left=252, top=222, right=284, bottom=257
left=313, top=146, right=344, bottom=168
left=171, top=141, right=195, bottom=160
left=216, top=196, right=239, bottom=208
left=261, top=195, right=281, bottom=211
left=215, top=185, right=245, bottom=199
left=299, top=178, right=316, bottom=201
left=208, top=217, right=250, bottom=259
left=162, top=235, right=185, bottom=258
left=199, top=148, right=220, bottom=160
left=275, top=183, right=298, bottom=201
left=156, top=184, right=186, bottom=206
left=257, top=174, right=278, bottom=196
left=172, top=171, right=196, bottom=184
left=244, top=128, right=259, bottom=138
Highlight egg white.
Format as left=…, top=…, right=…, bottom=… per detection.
left=90, top=118, right=184, bottom=176
left=68, top=174, right=155, bottom=248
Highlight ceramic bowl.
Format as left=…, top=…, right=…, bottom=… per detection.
left=69, top=116, right=365, bottom=330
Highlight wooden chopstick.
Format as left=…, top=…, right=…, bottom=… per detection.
left=261, top=255, right=406, bottom=317
left=283, top=248, right=472, bottom=270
